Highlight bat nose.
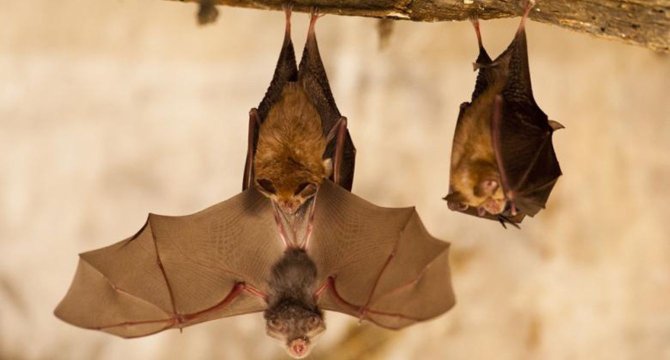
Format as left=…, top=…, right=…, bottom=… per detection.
left=288, top=338, right=309, bottom=358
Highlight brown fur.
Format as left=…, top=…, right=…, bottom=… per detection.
left=254, top=83, right=329, bottom=210
left=449, top=81, right=507, bottom=214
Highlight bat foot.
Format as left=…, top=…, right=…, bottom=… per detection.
left=517, top=0, right=536, bottom=33
left=469, top=16, right=485, bottom=50
left=309, top=7, right=324, bottom=30
left=283, top=3, right=293, bottom=31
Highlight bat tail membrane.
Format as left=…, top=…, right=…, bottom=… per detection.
left=256, top=5, right=299, bottom=122
left=298, top=10, right=356, bottom=191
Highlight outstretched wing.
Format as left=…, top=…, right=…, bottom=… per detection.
left=492, top=29, right=562, bottom=217
left=54, top=189, right=283, bottom=338
left=309, top=181, right=455, bottom=329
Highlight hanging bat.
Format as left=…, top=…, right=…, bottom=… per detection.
left=444, top=0, right=563, bottom=228
left=243, top=7, right=356, bottom=223
left=54, top=180, right=455, bottom=358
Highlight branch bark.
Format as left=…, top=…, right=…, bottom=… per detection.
left=171, top=0, right=669, bottom=52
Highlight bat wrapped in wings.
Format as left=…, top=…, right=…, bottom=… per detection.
left=444, top=0, right=563, bottom=228
left=55, top=180, right=455, bottom=358
left=243, top=7, right=356, bottom=216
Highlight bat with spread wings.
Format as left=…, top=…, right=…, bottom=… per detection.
left=444, top=0, right=563, bottom=228
left=55, top=180, right=455, bottom=358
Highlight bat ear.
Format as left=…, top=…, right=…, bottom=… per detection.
left=322, top=158, right=333, bottom=177
left=549, top=120, right=565, bottom=131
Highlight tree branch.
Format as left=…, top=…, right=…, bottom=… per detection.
left=171, top=0, right=669, bottom=52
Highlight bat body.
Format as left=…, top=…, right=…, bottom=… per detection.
left=445, top=0, right=562, bottom=227
left=55, top=180, right=455, bottom=358
left=244, top=8, right=356, bottom=217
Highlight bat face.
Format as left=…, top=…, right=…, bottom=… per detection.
left=264, top=248, right=325, bottom=358
left=447, top=100, right=507, bottom=216
left=265, top=308, right=325, bottom=358
left=253, top=84, right=333, bottom=215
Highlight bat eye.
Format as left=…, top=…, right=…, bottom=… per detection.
left=307, top=315, right=321, bottom=328
left=257, top=179, right=276, bottom=194
left=269, top=318, right=284, bottom=331
left=294, top=182, right=317, bottom=197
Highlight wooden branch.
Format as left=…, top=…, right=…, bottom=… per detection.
left=172, top=0, right=670, bottom=52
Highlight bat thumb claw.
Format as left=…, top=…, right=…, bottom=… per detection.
left=549, top=120, right=565, bottom=131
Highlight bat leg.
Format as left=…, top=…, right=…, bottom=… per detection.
left=243, top=109, right=260, bottom=190
left=325, top=117, right=348, bottom=186
left=469, top=16, right=485, bottom=71
left=309, top=6, right=325, bottom=29
left=283, top=2, right=292, bottom=34
left=517, top=0, right=536, bottom=35
left=469, top=16, right=484, bottom=50
left=468, top=15, right=493, bottom=71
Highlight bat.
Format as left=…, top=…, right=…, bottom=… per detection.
left=54, top=180, right=455, bottom=358
left=444, top=0, right=563, bottom=228
left=243, top=6, right=356, bottom=223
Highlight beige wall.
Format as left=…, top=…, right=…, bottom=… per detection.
left=1, top=0, right=669, bottom=359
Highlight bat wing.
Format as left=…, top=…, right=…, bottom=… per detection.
left=54, top=189, right=283, bottom=338
left=243, top=21, right=299, bottom=190
left=492, top=30, right=562, bottom=217
left=471, top=40, right=494, bottom=101
left=256, top=22, right=299, bottom=123
left=309, top=181, right=455, bottom=329
left=298, top=26, right=356, bottom=191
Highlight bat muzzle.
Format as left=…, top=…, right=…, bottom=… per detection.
left=287, top=338, right=311, bottom=359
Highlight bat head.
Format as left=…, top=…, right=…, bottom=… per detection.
left=447, top=161, right=507, bottom=216
left=264, top=301, right=325, bottom=359
left=256, top=177, right=318, bottom=215
left=255, top=157, right=330, bottom=215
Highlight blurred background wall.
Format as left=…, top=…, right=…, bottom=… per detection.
left=1, top=0, right=669, bottom=359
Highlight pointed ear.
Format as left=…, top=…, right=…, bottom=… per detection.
left=323, top=158, right=333, bottom=178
